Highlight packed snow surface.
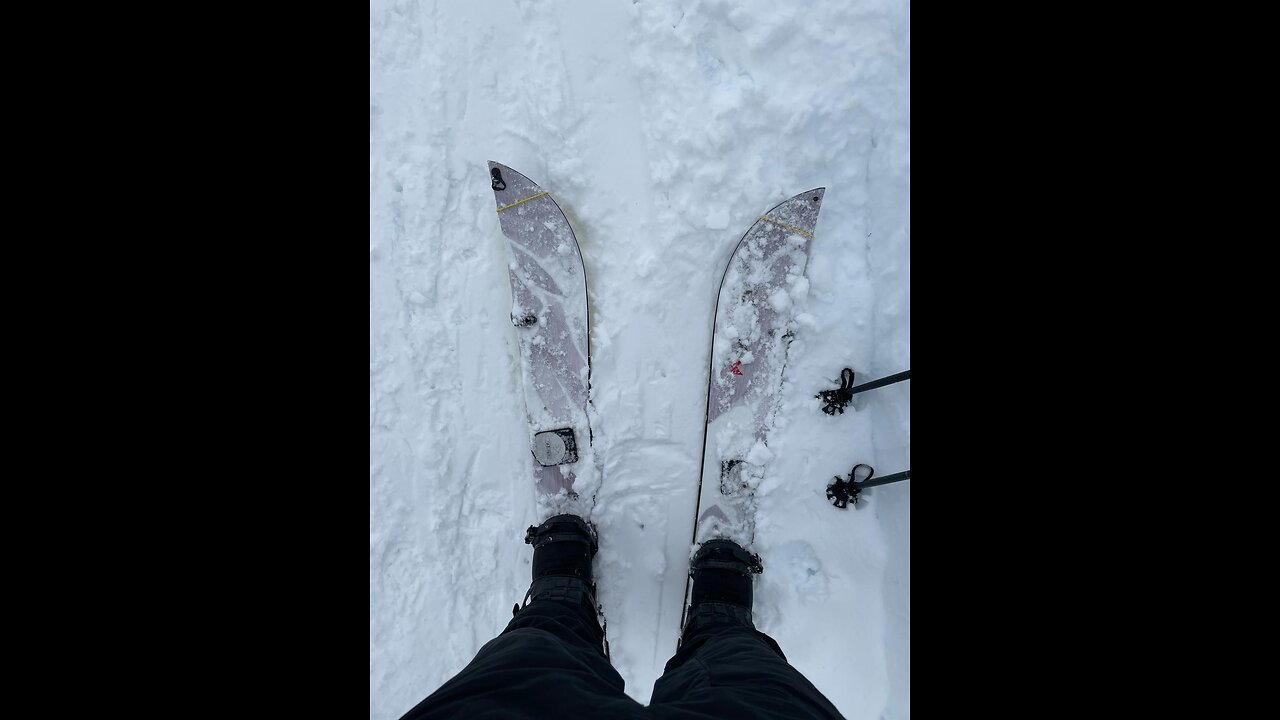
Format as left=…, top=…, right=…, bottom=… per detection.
left=370, top=1, right=909, bottom=718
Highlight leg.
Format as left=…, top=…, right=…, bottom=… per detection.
left=650, top=542, right=844, bottom=720
left=397, top=516, right=645, bottom=720
left=399, top=598, right=641, bottom=719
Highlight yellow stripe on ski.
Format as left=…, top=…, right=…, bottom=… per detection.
left=758, top=215, right=814, bottom=238
left=496, top=191, right=550, bottom=213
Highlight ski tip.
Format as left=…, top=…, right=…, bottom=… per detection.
left=749, top=188, right=826, bottom=238
left=487, top=161, right=529, bottom=180
left=778, top=187, right=825, bottom=211
left=487, top=162, right=541, bottom=200
left=487, top=161, right=511, bottom=184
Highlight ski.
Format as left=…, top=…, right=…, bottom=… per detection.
left=487, top=162, right=598, bottom=522
left=680, top=187, right=827, bottom=632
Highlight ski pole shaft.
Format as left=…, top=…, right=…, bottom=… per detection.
left=856, top=469, right=910, bottom=489
left=849, top=370, right=910, bottom=396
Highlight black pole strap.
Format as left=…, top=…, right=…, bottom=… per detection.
left=816, top=368, right=909, bottom=415
left=827, top=464, right=911, bottom=509
left=816, top=368, right=856, bottom=415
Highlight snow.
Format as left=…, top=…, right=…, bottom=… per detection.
left=370, top=0, right=909, bottom=718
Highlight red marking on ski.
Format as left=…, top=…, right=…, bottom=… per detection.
left=729, top=360, right=743, bottom=376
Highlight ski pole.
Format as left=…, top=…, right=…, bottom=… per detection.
left=855, top=469, right=909, bottom=488
left=849, top=370, right=910, bottom=396
left=817, top=368, right=910, bottom=415
left=827, top=465, right=910, bottom=509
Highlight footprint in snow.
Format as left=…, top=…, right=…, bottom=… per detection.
left=769, top=540, right=828, bottom=600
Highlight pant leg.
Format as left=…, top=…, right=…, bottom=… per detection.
left=397, top=598, right=645, bottom=720
left=648, top=603, right=844, bottom=720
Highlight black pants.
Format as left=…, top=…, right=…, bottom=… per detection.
left=398, top=598, right=844, bottom=720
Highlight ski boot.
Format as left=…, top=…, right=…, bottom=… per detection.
left=682, top=538, right=763, bottom=642
left=515, top=514, right=600, bottom=618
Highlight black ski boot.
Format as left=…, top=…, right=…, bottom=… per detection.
left=516, top=514, right=600, bottom=617
left=682, top=538, right=763, bottom=642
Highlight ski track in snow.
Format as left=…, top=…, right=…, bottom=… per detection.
left=371, top=1, right=909, bottom=718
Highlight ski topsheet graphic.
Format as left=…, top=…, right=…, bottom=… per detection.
left=488, top=162, right=597, bottom=521
left=691, top=188, right=826, bottom=548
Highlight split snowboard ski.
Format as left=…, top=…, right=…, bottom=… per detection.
left=680, top=187, right=827, bottom=632
left=487, top=162, right=598, bottom=522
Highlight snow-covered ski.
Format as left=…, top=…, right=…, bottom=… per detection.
left=681, top=187, right=826, bottom=630
left=488, top=162, right=598, bottom=522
